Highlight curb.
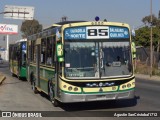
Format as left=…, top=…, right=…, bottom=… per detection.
left=0, top=75, right=6, bottom=85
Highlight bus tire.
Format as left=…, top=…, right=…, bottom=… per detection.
left=11, top=73, right=15, bottom=77
left=53, top=98, right=59, bottom=107
left=18, top=75, right=21, bottom=80
left=30, top=73, right=34, bottom=84
left=49, top=82, right=54, bottom=102
left=49, top=82, right=59, bottom=107
left=32, top=81, right=38, bottom=94
left=31, top=76, right=38, bottom=94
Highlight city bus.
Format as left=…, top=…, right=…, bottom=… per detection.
left=27, top=21, right=136, bottom=107
left=9, top=39, right=27, bottom=79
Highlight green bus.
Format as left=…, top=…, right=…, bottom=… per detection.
left=9, top=39, right=27, bottom=79
left=27, top=21, right=135, bottom=107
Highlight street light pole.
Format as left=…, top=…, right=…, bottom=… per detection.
left=150, top=0, right=153, bottom=77
left=6, top=35, right=9, bottom=61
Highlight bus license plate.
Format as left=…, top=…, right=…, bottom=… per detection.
left=97, top=95, right=106, bottom=100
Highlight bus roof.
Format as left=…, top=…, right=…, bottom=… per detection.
left=28, top=21, right=130, bottom=40
left=15, top=38, right=27, bottom=43
left=44, top=21, right=87, bottom=30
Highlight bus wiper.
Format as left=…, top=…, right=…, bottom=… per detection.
left=100, top=48, right=105, bottom=78
left=100, top=48, right=104, bottom=67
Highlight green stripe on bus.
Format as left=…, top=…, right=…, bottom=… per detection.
left=61, top=88, right=134, bottom=94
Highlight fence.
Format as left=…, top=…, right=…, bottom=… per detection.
left=135, top=46, right=160, bottom=75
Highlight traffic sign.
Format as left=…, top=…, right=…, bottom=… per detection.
left=4, top=5, right=34, bottom=20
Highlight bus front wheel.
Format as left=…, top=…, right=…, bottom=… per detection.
left=53, top=99, right=59, bottom=107
left=49, top=82, right=59, bottom=107
left=11, top=73, right=15, bottom=77
left=17, top=75, right=21, bottom=80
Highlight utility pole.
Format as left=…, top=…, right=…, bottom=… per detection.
left=6, top=35, right=9, bottom=61
left=157, top=10, right=160, bottom=53
left=150, top=0, right=153, bottom=77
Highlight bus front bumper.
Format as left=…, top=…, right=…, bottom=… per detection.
left=60, top=89, right=135, bottom=103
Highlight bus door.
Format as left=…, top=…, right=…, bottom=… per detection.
left=55, top=62, right=60, bottom=98
left=55, top=43, right=64, bottom=98
left=27, top=41, right=31, bottom=82
left=17, top=45, right=21, bottom=76
left=36, top=44, right=40, bottom=88
left=21, top=42, right=27, bottom=68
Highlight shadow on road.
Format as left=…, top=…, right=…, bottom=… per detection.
left=38, top=91, right=139, bottom=111
left=60, top=96, right=139, bottom=111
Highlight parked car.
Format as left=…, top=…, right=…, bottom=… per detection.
left=0, top=58, right=3, bottom=64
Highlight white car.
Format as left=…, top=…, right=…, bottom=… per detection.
left=0, top=58, right=3, bottom=64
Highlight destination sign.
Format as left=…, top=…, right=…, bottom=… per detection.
left=64, top=26, right=129, bottom=40
left=109, top=27, right=129, bottom=39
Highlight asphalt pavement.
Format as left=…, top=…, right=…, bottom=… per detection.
left=0, top=62, right=160, bottom=120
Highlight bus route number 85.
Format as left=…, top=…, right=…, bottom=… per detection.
left=88, top=29, right=108, bottom=36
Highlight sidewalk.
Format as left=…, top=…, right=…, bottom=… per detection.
left=135, top=74, right=160, bottom=81
left=0, top=72, right=6, bottom=85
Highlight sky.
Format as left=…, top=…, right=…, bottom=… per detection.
left=0, top=0, right=160, bottom=48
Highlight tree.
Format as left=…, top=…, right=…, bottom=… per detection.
left=135, top=14, right=160, bottom=52
left=142, top=14, right=158, bottom=26
left=21, top=19, right=42, bottom=38
left=134, top=26, right=150, bottom=47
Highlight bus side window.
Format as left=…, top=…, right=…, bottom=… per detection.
left=46, top=37, right=52, bottom=66
left=52, top=36, right=56, bottom=66
left=14, top=47, right=17, bottom=60
left=41, top=38, right=46, bottom=64
left=33, top=42, right=37, bottom=63
left=31, top=41, right=35, bottom=62
left=28, top=45, right=31, bottom=62
left=16, top=47, right=19, bottom=60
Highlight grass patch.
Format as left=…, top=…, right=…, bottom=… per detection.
left=135, top=61, right=160, bottom=76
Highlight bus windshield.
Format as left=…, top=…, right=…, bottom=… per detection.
left=64, top=41, right=132, bottom=79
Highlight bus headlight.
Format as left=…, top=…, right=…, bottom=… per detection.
left=74, top=87, right=78, bottom=91
left=127, top=83, right=131, bottom=88
left=122, top=85, right=126, bottom=89
left=63, top=85, right=67, bottom=88
left=68, top=86, right=72, bottom=91
left=112, top=86, right=116, bottom=90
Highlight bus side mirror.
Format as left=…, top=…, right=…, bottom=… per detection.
left=56, top=43, right=64, bottom=62
left=131, top=42, right=136, bottom=59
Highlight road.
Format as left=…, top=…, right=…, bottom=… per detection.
left=0, top=62, right=159, bottom=119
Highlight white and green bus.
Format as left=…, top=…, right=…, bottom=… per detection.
left=27, top=21, right=135, bottom=107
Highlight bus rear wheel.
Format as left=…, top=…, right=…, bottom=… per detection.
left=32, top=81, right=38, bottom=94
